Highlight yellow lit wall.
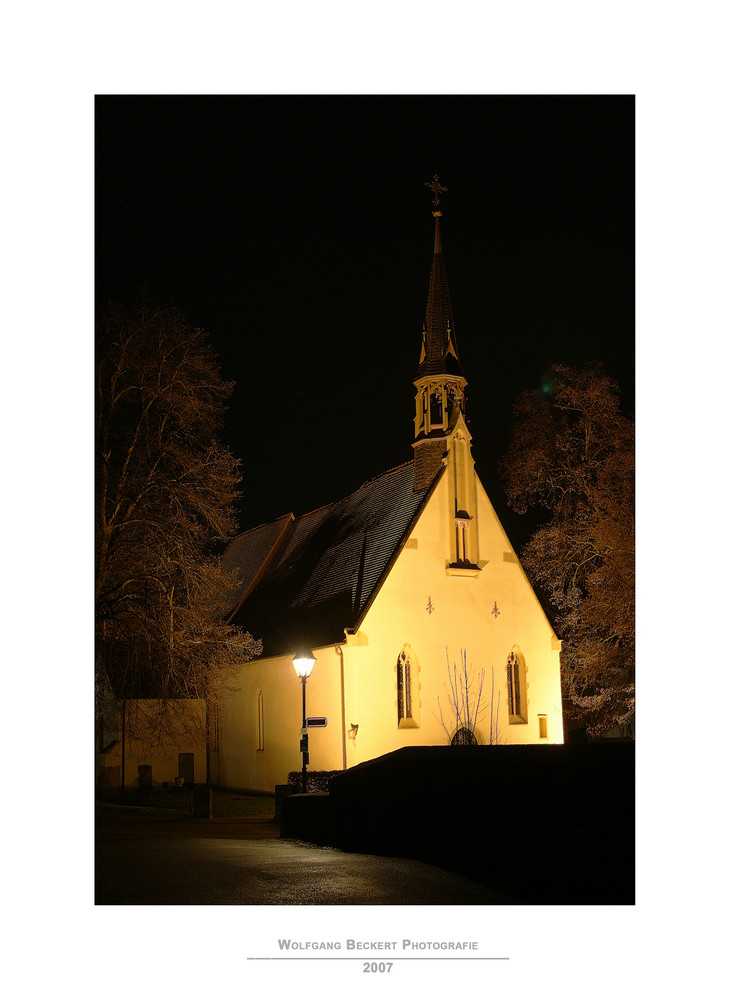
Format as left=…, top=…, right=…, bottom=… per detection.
left=215, top=645, right=345, bottom=792
left=339, top=471, right=563, bottom=768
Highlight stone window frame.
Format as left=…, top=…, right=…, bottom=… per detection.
left=396, top=645, right=420, bottom=729
left=506, top=648, right=528, bottom=724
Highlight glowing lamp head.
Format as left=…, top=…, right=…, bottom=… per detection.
left=292, top=648, right=316, bottom=678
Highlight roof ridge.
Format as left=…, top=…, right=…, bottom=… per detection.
left=231, top=461, right=420, bottom=543
left=224, top=511, right=294, bottom=549
left=358, top=458, right=415, bottom=488
left=292, top=460, right=418, bottom=522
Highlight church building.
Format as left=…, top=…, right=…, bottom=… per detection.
left=214, top=179, right=564, bottom=793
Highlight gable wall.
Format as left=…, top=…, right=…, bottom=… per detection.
left=341, top=472, right=563, bottom=768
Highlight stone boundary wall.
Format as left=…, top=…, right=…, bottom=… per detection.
left=321, top=744, right=635, bottom=904
left=280, top=792, right=331, bottom=844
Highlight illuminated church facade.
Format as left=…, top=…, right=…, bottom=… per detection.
left=215, top=182, right=564, bottom=793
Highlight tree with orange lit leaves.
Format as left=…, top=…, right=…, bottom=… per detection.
left=501, top=363, right=634, bottom=736
left=96, top=299, right=261, bottom=759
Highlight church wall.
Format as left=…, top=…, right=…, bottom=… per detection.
left=217, top=472, right=563, bottom=794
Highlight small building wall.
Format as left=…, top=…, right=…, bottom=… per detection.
left=101, top=699, right=207, bottom=788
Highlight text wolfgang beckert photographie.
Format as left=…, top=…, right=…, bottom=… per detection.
left=276, top=939, right=481, bottom=951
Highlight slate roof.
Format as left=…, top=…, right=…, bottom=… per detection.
left=223, top=461, right=442, bottom=657
left=222, top=512, right=293, bottom=615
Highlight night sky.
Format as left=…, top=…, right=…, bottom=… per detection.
left=96, top=96, right=634, bottom=550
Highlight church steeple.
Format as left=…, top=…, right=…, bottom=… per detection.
left=413, top=176, right=468, bottom=489
left=419, top=177, right=463, bottom=379
left=412, top=177, right=480, bottom=570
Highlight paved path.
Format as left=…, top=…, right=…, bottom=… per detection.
left=96, top=811, right=513, bottom=905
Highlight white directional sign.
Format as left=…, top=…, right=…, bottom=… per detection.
left=305, top=717, right=328, bottom=728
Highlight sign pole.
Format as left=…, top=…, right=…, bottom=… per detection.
left=301, top=675, right=308, bottom=793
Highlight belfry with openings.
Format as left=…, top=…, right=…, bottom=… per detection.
left=215, top=178, right=564, bottom=793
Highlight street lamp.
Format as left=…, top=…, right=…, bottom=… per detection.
left=293, top=647, right=316, bottom=793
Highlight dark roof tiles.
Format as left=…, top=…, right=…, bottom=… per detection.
left=221, top=513, right=292, bottom=614
left=226, top=461, right=440, bottom=656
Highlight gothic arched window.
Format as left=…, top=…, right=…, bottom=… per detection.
left=397, top=646, right=420, bottom=728
left=506, top=650, right=527, bottom=724
left=255, top=687, right=264, bottom=750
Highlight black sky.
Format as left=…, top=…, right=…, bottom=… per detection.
left=96, top=95, right=634, bottom=549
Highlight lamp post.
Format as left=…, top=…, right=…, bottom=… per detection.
left=293, top=648, right=316, bottom=793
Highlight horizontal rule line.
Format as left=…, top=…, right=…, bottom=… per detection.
left=247, top=957, right=509, bottom=961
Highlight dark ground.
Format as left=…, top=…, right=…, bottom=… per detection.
left=95, top=806, right=515, bottom=905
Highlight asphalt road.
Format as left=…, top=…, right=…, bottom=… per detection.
left=96, top=811, right=513, bottom=905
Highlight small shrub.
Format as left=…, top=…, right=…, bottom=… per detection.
left=287, top=770, right=342, bottom=793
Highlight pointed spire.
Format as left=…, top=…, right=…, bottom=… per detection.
left=418, top=176, right=463, bottom=379
left=433, top=212, right=442, bottom=255
left=413, top=177, right=470, bottom=488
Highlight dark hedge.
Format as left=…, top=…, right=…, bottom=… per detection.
left=287, top=770, right=342, bottom=793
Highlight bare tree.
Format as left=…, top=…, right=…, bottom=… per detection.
left=437, top=649, right=504, bottom=745
left=96, top=298, right=261, bottom=756
left=501, top=362, right=634, bottom=735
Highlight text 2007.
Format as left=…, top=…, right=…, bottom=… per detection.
left=362, top=962, right=393, bottom=973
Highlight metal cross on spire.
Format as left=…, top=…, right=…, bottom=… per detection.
left=425, top=174, right=448, bottom=208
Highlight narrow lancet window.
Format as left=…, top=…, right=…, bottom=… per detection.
left=430, top=390, right=443, bottom=427
left=397, top=650, right=412, bottom=721
left=507, top=650, right=527, bottom=724
left=255, top=688, right=264, bottom=750
left=397, top=646, right=420, bottom=728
